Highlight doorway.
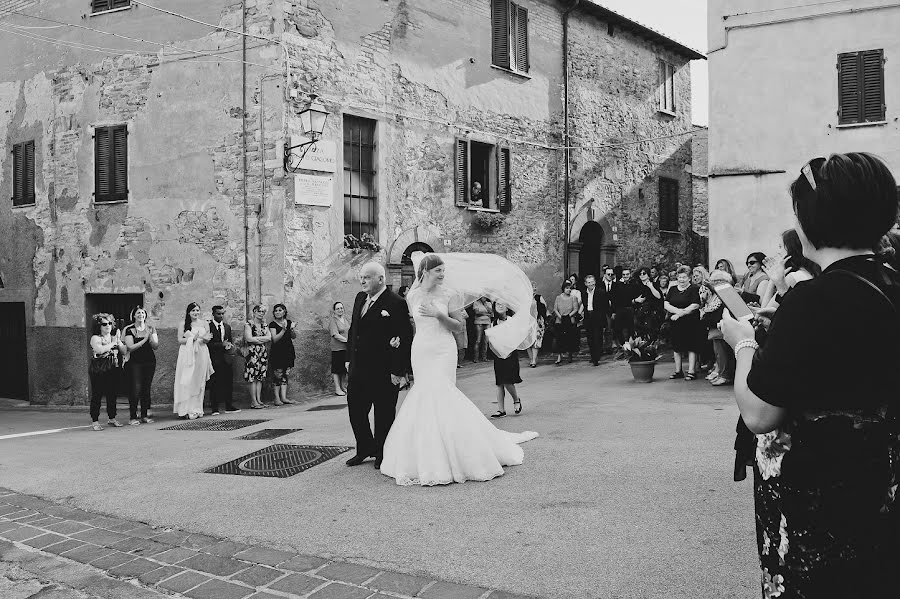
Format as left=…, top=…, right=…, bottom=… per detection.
left=85, top=293, right=143, bottom=397
left=577, top=221, right=605, bottom=282
left=400, top=242, right=434, bottom=289
left=0, top=302, right=29, bottom=399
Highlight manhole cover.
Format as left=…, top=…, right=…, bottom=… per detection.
left=205, top=444, right=352, bottom=478
left=306, top=404, right=346, bottom=411
left=161, top=419, right=268, bottom=431
left=235, top=428, right=302, bottom=440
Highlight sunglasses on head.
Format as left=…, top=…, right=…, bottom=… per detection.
left=800, top=157, right=827, bottom=191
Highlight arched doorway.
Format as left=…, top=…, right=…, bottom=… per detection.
left=400, top=242, right=433, bottom=289
left=578, top=221, right=604, bottom=282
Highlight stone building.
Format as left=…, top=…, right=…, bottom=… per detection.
left=0, top=0, right=704, bottom=404
left=708, top=0, right=900, bottom=267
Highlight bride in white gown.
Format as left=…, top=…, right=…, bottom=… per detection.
left=380, top=253, right=538, bottom=486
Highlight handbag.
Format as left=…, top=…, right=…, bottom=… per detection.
left=89, top=351, right=117, bottom=375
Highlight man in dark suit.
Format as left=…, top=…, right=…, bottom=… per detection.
left=600, top=266, right=616, bottom=351
left=345, top=262, right=413, bottom=469
left=611, top=267, right=637, bottom=347
left=582, top=274, right=608, bottom=365
left=208, top=305, right=240, bottom=415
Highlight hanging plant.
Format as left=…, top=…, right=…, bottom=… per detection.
left=472, top=211, right=504, bottom=230
left=343, top=233, right=382, bottom=253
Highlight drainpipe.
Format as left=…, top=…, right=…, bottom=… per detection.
left=241, top=0, right=250, bottom=319
left=257, top=73, right=282, bottom=306
left=562, top=0, right=580, bottom=276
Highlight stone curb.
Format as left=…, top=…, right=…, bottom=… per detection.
left=0, top=488, right=540, bottom=599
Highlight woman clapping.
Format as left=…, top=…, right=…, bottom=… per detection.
left=123, top=307, right=158, bottom=425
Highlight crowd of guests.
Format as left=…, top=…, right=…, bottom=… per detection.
left=87, top=302, right=298, bottom=431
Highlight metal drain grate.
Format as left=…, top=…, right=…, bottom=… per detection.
left=205, top=444, right=352, bottom=478
left=306, top=404, right=346, bottom=411
left=161, top=419, right=268, bottom=431
left=234, top=429, right=302, bottom=440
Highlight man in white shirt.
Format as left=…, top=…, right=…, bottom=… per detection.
left=583, top=274, right=609, bottom=365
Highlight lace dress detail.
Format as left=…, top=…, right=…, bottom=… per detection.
left=380, top=288, right=538, bottom=486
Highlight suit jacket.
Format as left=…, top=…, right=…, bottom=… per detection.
left=208, top=320, right=233, bottom=366
left=581, top=286, right=609, bottom=321
left=347, top=289, right=413, bottom=382
left=611, top=281, right=638, bottom=314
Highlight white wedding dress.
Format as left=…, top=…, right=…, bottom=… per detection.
left=380, top=288, right=538, bottom=486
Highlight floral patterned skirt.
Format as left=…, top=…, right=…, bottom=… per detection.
left=243, top=345, right=269, bottom=382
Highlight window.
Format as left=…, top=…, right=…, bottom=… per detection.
left=94, top=125, right=128, bottom=203
left=11, top=141, right=35, bottom=207
left=491, top=0, right=529, bottom=74
left=658, top=60, right=676, bottom=114
left=91, top=0, right=131, bottom=14
left=343, top=115, right=377, bottom=238
left=838, top=49, right=885, bottom=125
left=455, top=139, right=511, bottom=212
left=658, top=177, right=679, bottom=232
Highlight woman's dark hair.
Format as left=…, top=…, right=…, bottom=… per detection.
left=91, top=313, right=112, bottom=336
left=416, top=253, right=444, bottom=281
left=129, top=305, right=147, bottom=323
left=273, top=303, right=287, bottom=318
left=791, top=153, right=899, bottom=250
left=183, top=302, right=200, bottom=333
left=561, top=280, right=572, bottom=291
left=397, top=285, right=409, bottom=298
left=714, top=258, right=737, bottom=283
left=782, top=228, right=822, bottom=277
left=637, top=267, right=651, bottom=278
left=746, top=252, right=766, bottom=266
left=332, top=301, right=344, bottom=311
left=613, top=265, right=623, bottom=279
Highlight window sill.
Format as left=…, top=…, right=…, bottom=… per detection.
left=11, top=202, right=36, bottom=209
left=92, top=199, right=129, bottom=206
left=835, top=120, right=887, bottom=129
left=657, top=108, right=677, bottom=118
left=90, top=6, right=133, bottom=17
left=490, top=64, right=531, bottom=80
left=466, top=206, right=500, bottom=213
left=659, top=229, right=681, bottom=235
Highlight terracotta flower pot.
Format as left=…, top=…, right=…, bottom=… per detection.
left=629, top=360, right=656, bottom=383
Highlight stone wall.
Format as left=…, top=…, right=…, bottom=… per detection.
left=691, top=126, right=708, bottom=240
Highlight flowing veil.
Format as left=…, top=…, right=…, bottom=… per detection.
left=408, top=252, right=537, bottom=358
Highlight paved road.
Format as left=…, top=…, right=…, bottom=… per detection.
left=0, top=358, right=758, bottom=598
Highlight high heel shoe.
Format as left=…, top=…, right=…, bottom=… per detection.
left=554, top=357, right=562, bottom=366
left=514, top=399, right=522, bottom=414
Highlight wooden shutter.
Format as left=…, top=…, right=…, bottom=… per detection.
left=838, top=52, right=861, bottom=124
left=491, top=0, right=510, bottom=69
left=95, top=125, right=128, bottom=202
left=659, top=178, right=679, bottom=232
left=92, top=0, right=130, bottom=13
left=861, top=49, right=885, bottom=122
left=24, top=140, right=35, bottom=205
left=514, top=4, right=529, bottom=73
left=497, top=147, right=511, bottom=212
left=455, top=138, right=469, bottom=207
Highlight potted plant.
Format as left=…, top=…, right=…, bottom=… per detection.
left=472, top=211, right=504, bottom=230
left=343, top=233, right=382, bottom=254
left=618, top=336, right=660, bottom=383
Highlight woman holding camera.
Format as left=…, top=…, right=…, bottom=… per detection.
left=721, top=153, right=900, bottom=597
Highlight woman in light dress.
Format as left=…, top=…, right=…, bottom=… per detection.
left=380, top=254, right=538, bottom=486
left=173, top=302, right=214, bottom=419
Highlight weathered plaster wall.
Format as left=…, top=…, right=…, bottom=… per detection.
left=567, top=9, right=697, bottom=270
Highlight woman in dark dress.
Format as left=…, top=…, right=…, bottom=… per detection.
left=664, top=265, right=703, bottom=379
left=123, top=306, right=159, bottom=425
left=489, top=301, right=523, bottom=419
left=268, top=303, right=297, bottom=406
left=632, top=267, right=663, bottom=341
left=721, top=152, right=900, bottom=598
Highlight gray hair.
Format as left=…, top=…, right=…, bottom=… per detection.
left=361, top=262, right=385, bottom=278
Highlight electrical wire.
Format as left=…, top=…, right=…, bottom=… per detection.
left=0, top=24, right=155, bottom=57
left=724, top=0, right=846, bottom=19
left=131, top=0, right=280, bottom=44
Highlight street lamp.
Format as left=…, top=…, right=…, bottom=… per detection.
left=284, top=94, right=329, bottom=172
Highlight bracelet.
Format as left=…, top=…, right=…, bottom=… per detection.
left=734, top=339, right=759, bottom=355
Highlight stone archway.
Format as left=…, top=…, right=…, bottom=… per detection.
left=399, top=242, right=434, bottom=289
left=386, top=224, right=442, bottom=289
left=567, top=214, right=616, bottom=277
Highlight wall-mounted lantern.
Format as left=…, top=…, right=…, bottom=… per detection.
left=284, top=94, right=329, bottom=173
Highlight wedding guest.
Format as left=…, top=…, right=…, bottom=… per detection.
left=244, top=304, right=271, bottom=409
left=208, top=305, right=239, bottom=415
left=397, top=285, right=409, bottom=298
left=553, top=280, right=580, bottom=364
left=664, top=266, right=703, bottom=379
left=610, top=267, right=636, bottom=347
left=739, top=252, right=769, bottom=303
left=88, top=313, right=127, bottom=431
left=649, top=266, right=660, bottom=284
left=123, top=306, right=158, bottom=425
left=759, top=228, right=820, bottom=309
left=330, top=301, right=350, bottom=395
left=568, top=273, right=583, bottom=307
left=471, top=297, right=493, bottom=362
left=691, top=267, right=714, bottom=371
left=600, top=266, right=616, bottom=351
left=489, top=301, right=523, bottom=418
left=700, top=270, right=733, bottom=386
left=527, top=281, right=547, bottom=368
left=174, top=302, right=214, bottom=419
left=582, top=274, right=607, bottom=365
left=453, top=318, right=468, bottom=369
left=691, top=266, right=709, bottom=287
left=268, top=304, right=297, bottom=406
left=656, top=272, right=672, bottom=293
left=713, top=258, right=738, bottom=285
left=720, top=152, right=900, bottom=597
left=632, top=267, right=662, bottom=341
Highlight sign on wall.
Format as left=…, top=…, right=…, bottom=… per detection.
left=290, top=135, right=337, bottom=173
left=294, top=174, right=333, bottom=207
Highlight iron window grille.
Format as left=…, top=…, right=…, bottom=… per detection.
left=343, top=115, right=377, bottom=239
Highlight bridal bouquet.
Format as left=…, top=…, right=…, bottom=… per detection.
left=618, top=336, right=660, bottom=363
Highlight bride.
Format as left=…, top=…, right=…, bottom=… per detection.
left=380, top=253, right=538, bottom=486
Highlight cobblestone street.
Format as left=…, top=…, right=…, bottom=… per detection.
left=0, top=358, right=758, bottom=598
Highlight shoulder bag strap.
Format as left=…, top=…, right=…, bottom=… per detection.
left=830, top=269, right=897, bottom=316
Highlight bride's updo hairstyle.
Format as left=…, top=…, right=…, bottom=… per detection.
left=416, top=253, right=444, bottom=282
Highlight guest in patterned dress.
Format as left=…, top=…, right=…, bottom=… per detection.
left=243, top=304, right=271, bottom=409
left=632, top=267, right=662, bottom=342
left=721, top=153, right=900, bottom=598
